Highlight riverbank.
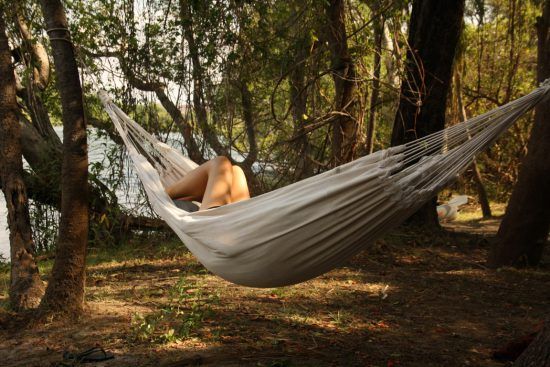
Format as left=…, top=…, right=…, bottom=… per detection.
left=0, top=205, right=548, bottom=366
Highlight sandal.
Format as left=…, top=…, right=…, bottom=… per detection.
left=62, top=346, right=114, bottom=364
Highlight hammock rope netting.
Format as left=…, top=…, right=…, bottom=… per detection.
left=98, top=80, right=550, bottom=287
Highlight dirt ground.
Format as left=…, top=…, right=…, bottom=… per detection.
left=0, top=205, right=549, bottom=367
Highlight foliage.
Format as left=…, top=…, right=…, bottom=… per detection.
left=59, top=0, right=542, bottom=196
left=61, top=0, right=410, bottom=184
left=2, top=0, right=546, bottom=257
left=0, top=254, right=9, bottom=272
left=131, top=276, right=220, bottom=343
left=460, top=0, right=541, bottom=199
left=28, top=200, right=59, bottom=253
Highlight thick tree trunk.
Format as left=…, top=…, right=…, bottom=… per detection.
left=6, top=19, right=124, bottom=238
left=514, top=319, right=550, bottom=367
left=390, top=0, right=465, bottom=227
left=12, top=99, right=119, bottom=237
left=0, top=9, right=44, bottom=311
left=39, top=0, right=89, bottom=316
left=488, top=1, right=550, bottom=268
left=326, top=0, right=360, bottom=165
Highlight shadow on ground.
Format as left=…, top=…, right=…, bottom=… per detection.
left=0, top=219, right=548, bottom=367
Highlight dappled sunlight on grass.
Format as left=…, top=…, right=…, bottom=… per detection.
left=455, top=202, right=506, bottom=223
left=0, top=262, right=9, bottom=296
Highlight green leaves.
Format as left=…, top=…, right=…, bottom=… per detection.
left=130, top=276, right=219, bottom=343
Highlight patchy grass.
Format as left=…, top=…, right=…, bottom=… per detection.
left=0, top=260, right=9, bottom=310
left=455, top=202, right=507, bottom=222
left=0, top=208, right=549, bottom=366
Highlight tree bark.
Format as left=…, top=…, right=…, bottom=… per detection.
left=471, top=161, right=492, bottom=218
left=13, top=5, right=50, bottom=90
left=0, top=8, right=44, bottom=311
left=488, top=1, right=550, bottom=268
left=239, top=83, right=258, bottom=165
left=325, top=0, right=360, bottom=165
left=108, top=49, right=205, bottom=164
left=39, top=0, right=89, bottom=316
left=514, top=319, right=550, bottom=367
left=6, top=20, right=124, bottom=237
left=383, top=20, right=400, bottom=88
left=289, top=36, right=313, bottom=179
left=179, top=0, right=229, bottom=158
left=455, top=62, right=492, bottom=218
left=390, top=0, right=465, bottom=227
left=154, top=87, right=205, bottom=163
left=13, top=7, right=59, bottom=148
left=366, top=12, right=384, bottom=154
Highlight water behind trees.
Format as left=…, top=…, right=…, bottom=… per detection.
left=0, top=126, right=147, bottom=260
left=0, top=125, right=260, bottom=260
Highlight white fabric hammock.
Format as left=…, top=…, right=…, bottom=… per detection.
left=98, top=82, right=550, bottom=288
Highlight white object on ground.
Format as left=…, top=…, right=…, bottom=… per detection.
left=437, top=195, right=469, bottom=221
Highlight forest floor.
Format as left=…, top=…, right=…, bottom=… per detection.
left=0, top=203, right=549, bottom=367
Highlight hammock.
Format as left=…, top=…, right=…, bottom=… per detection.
left=98, top=82, right=550, bottom=288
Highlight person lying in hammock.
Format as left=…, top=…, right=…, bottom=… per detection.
left=165, top=156, right=250, bottom=211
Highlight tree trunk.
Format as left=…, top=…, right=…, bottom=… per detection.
left=326, top=0, right=359, bottom=165
left=471, top=161, right=492, bottom=218
left=0, top=9, right=44, bottom=311
left=390, top=0, right=465, bottom=227
left=7, top=18, right=127, bottom=241
left=239, top=83, right=257, bottom=163
left=514, top=319, right=550, bottom=367
left=154, top=87, right=205, bottom=163
left=289, top=37, right=313, bottom=179
left=179, top=0, right=228, bottom=158
left=488, top=1, right=550, bottom=268
left=383, top=20, right=400, bottom=88
left=13, top=6, right=58, bottom=146
left=5, top=8, right=175, bottom=243
left=110, top=49, right=205, bottom=163
left=455, top=62, right=492, bottom=218
left=39, top=0, right=89, bottom=316
left=239, top=81, right=262, bottom=194
left=13, top=9, right=50, bottom=90
left=366, top=12, right=384, bottom=154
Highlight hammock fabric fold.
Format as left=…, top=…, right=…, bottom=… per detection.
left=98, top=81, right=550, bottom=287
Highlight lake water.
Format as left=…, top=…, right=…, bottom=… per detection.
left=0, top=126, right=145, bottom=261
left=0, top=124, right=265, bottom=261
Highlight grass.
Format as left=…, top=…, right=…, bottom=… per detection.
left=0, top=205, right=549, bottom=366
left=455, top=202, right=506, bottom=222
left=0, top=259, right=8, bottom=310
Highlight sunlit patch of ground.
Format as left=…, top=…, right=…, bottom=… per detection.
left=0, top=204, right=548, bottom=366
left=444, top=202, right=506, bottom=235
